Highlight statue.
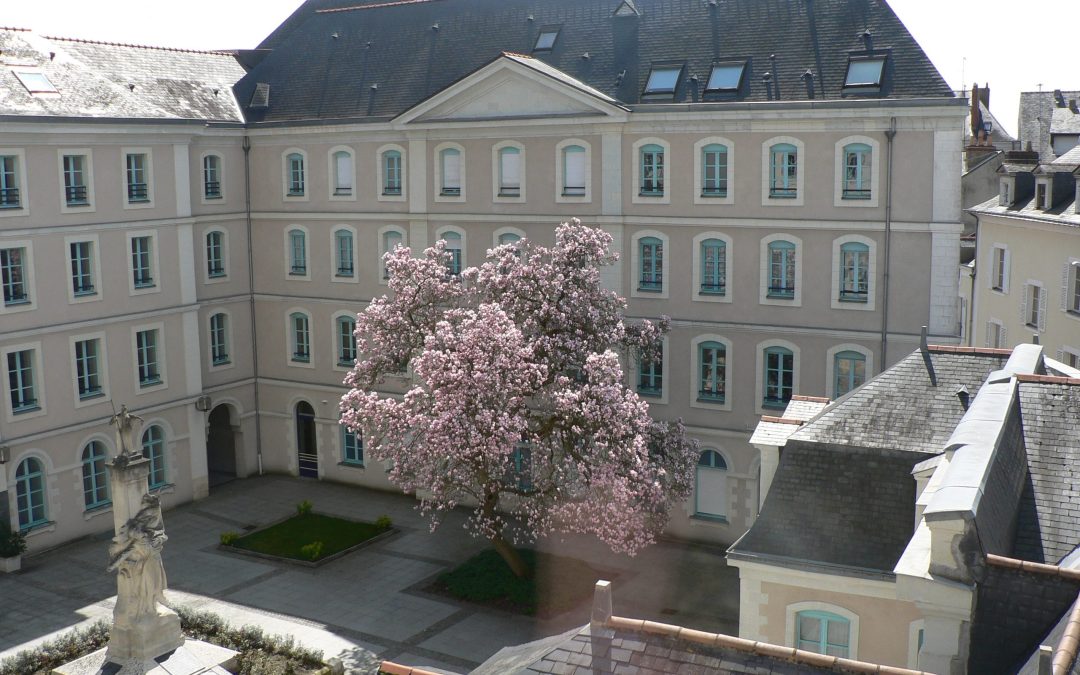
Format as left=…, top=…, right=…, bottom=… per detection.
left=110, top=404, right=144, bottom=464
left=108, top=493, right=171, bottom=624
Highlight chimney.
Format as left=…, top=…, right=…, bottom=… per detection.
left=802, top=69, right=815, bottom=99
left=860, top=28, right=873, bottom=51
left=978, top=83, right=990, bottom=108
left=1054, top=89, right=1065, bottom=107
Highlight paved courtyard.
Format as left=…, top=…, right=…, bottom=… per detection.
left=0, top=476, right=738, bottom=673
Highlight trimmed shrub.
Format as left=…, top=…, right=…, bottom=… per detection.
left=374, top=515, right=392, bottom=531
left=296, top=500, right=313, bottom=517
left=220, top=531, right=240, bottom=546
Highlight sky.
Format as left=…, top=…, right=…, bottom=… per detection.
left=6, top=0, right=1080, bottom=138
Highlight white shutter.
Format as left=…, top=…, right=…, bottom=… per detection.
left=1002, top=249, right=1011, bottom=294
left=984, top=321, right=991, bottom=348
left=442, top=151, right=460, bottom=189
left=565, top=148, right=586, bottom=189
left=696, top=467, right=728, bottom=518
left=1063, top=263, right=1071, bottom=311
left=1020, top=284, right=1029, bottom=325
left=500, top=149, right=520, bottom=189
left=335, top=153, right=352, bottom=190
left=1000, top=324, right=1008, bottom=348
left=1058, top=348, right=1067, bottom=362
left=1039, top=286, right=1048, bottom=332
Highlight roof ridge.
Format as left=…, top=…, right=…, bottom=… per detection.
left=317, top=0, right=445, bottom=13
left=41, top=34, right=235, bottom=56
left=0, top=26, right=33, bottom=32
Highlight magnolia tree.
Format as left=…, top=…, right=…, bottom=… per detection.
left=340, top=220, right=698, bottom=577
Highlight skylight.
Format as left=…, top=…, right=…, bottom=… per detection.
left=844, top=58, right=885, bottom=87
left=644, top=66, right=681, bottom=95
left=534, top=29, right=559, bottom=51
left=706, top=63, right=745, bottom=92
left=13, top=70, right=58, bottom=94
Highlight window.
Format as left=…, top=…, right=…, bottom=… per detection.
left=206, top=230, right=226, bottom=278
left=135, top=329, right=161, bottom=386
left=763, top=346, right=794, bottom=408
left=700, top=239, right=726, bottom=295
left=698, top=341, right=726, bottom=402
left=382, top=149, right=402, bottom=196
left=442, top=231, right=463, bottom=276
left=506, top=443, right=532, bottom=491
left=561, top=144, right=587, bottom=197
left=332, top=149, right=353, bottom=196
left=839, top=242, right=869, bottom=302
left=210, top=313, right=229, bottom=365
left=440, top=148, right=462, bottom=196
left=533, top=28, right=559, bottom=51
left=769, top=143, right=798, bottom=198
left=644, top=65, right=681, bottom=96
left=796, top=611, right=850, bottom=657
left=74, top=338, right=104, bottom=400
left=130, top=235, right=154, bottom=289
left=1024, top=283, right=1045, bottom=330
left=497, top=232, right=522, bottom=247
left=639, top=144, right=664, bottom=196
left=844, top=58, right=885, bottom=88
left=15, top=457, right=47, bottom=531
left=992, top=246, right=1008, bottom=292
left=833, top=350, right=866, bottom=397
left=987, top=320, right=1006, bottom=349
left=203, top=154, right=222, bottom=199
left=335, top=230, right=355, bottom=277
left=1067, top=262, right=1080, bottom=314
left=81, top=441, right=110, bottom=509
left=290, top=313, right=310, bottom=363
left=701, top=144, right=728, bottom=197
left=382, top=230, right=404, bottom=279
left=7, top=349, right=38, bottom=413
left=1036, top=181, right=1048, bottom=210
left=842, top=144, right=872, bottom=200
left=0, top=154, right=21, bottom=208
left=638, top=236, right=663, bottom=291
left=125, top=153, right=149, bottom=203
left=1, top=247, right=29, bottom=305
left=288, top=229, right=307, bottom=275
left=286, top=152, right=305, bottom=196
left=695, top=450, right=727, bottom=520
left=638, top=345, right=663, bottom=397
left=998, top=178, right=1011, bottom=206
left=767, top=240, right=796, bottom=298
left=63, top=154, right=89, bottom=205
left=142, top=425, right=166, bottom=489
left=13, top=70, right=57, bottom=93
left=705, top=63, right=745, bottom=92
left=342, top=425, right=363, bottom=466
left=337, top=315, right=357, bottom=366
left=497, top=146, right=522, bottom=197
left=69, top=241, right=96, bottom=296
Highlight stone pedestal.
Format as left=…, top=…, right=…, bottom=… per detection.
left=53, top=639, right=238, bottom=675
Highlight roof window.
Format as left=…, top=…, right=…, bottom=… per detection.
left=250, top=82, right=270, bottom=108
left=705, top=62, right=746, bottom=92
left=644, top=65, right=682, bottom=97
left=844, top=57, right=885, bottom=87
left=534, top=28, right=560, bottom=51
left=12, top=70, right=58, bottom=94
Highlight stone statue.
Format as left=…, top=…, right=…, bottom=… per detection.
left=110, top=404, right=144, bottom=463
left=108, top=493, right=170, bottom=623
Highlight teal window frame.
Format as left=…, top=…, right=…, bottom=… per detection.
left=698, top=341, right=726, bottom=403
left=203, top=154, right=222, bottom=199
left=206, top=231, right=225, bottom=278
left=637, top=346, right=663, bottom=397
left=210, top=313, right=229, bottom=365
left=700, top=239, right=726, bottom=295
left=288, top=229, right=307, bottom=275
left=81, top=441, right=110, bottom=510
left=136, top=329, right=161, bottom=386
left=638, top=236, right=663, bottom=291
left=701, top=144, right=728, bottom=197
left=337, top=316, right=357, bottom=366
left=796, top=610, right=850, bottom=657
left=767, top=240, right=796, bottom=298
left=1, top=154, right=21, bottom=208
left=125, top=153, right=149, bottom=202
left=63, top=154, right=88, bottom=205
left=383, top=150, right=402, bottom=195
left=7, top=349, right=38, bottom=413
left=833, top=350, right=866, bottom=397
left=769, top=143, right=798, bottom=198
left=498, top=232, right=521, bottom=246
left=843, top=143, right=872, bottom=199
left=342, top=424, right=363, bottom=466
left=839, top=242, right=869, bottom=301
left=74, top=338, right=103, bottom=400
left=506, top=443, right=532, bottom=491
left=639, top=144, right=664, bottom=196
left=335, top=230, right=355, bottom=277
left=290, top=313, right=310, bottom=363
left=763, top=346, right=794, bottom=408
left=694, top=449, right=728, bottom=521
left=1, top=246, right=28, bottom=305
left=142, top=425, right=166, bottom=489
left=131, top=235, right=154, bottom=288
left=286, top=152, right=305, bottom=196
left=16, top=457, right=47, bottom=531
left=69, top=241, right=95, bottom=296
left=442, top=232, right=462, bottom=276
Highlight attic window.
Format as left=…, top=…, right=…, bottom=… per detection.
left=249, top=82, right=270, bottom=108
left=644, top=66, right=682, bottom=97
left=13, top=70, right=58, bottom=94
left=705, top=62, right=746, bottom=92
left=844, top=57, right=885, bottom=87
left=534, top=28, right=560, bottom=51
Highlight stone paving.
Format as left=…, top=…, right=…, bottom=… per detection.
left=0, top=475, right=739, bottom=673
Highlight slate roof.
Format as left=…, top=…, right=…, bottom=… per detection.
left=235, top=0, right=955, bottom=123
left=969, top=191, right=1080, bottom=228
left=1053, top=106, right=1080, bottom=135
left=1019, top=90, right=1080, bottom=160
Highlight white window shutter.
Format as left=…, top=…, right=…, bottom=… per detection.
left=1002, top=249, right=1010, bottom=293
left=500, top=150, right=520, bottom=188
left=1001, top=324, right=1008, bottom=348
left=443, top=152, right=461, bottom=189
left=1058, top=348, right=1066, bottom=362
left=1020, top=284, right=1029, bottom=325
left=336, top=153, right=352, bottom=190
left=1064, top=263, right=1072, bottom=311
left=984, top=321, right=992, bottom=348
left=565, top=149, right=586, bottom=189
left=1039, top=286, right=1048, bottom=332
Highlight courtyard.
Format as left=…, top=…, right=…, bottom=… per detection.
left=0, top=475, right=739, bottom=673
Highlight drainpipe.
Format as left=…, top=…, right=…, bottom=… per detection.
left=880, top=117, right=896, bottom=363
left=242, top=135, right=264, bottom=475
left=968, top=214, right=979, bottom=345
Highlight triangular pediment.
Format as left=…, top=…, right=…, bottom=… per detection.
left=394, top=54, right=628, bottom=126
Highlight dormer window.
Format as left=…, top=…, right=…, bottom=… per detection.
left=843, top=57, right=885, bottom=88
left=12, top=70, right=58, bottom=94
left=533, top=28, right=560, bottom=51
left=644, top=65, right=682, bottom=97
left=1036, top=180, right=1049, bottom=210
left=999, top=178, right=1012, bottom=206
left=705, top=62, right=746, bottom=93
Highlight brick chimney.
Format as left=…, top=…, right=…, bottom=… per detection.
left=965, top=83, right=998, bottom=168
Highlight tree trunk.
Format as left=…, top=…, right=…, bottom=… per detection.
left=491, top=532, right=530, bottom=579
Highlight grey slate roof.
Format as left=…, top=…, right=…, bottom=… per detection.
left=969, top=192, right=1080, bottom=228
left=235, top=0, right=955, bottom=123
left=1019, top=90, right=1080, bottom=160
left=1053, top=106, right=1080, bottom=135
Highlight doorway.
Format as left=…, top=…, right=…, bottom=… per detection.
left=295, top=401, right=318, bottom=478
left=207, top=404, right=238, bottom=489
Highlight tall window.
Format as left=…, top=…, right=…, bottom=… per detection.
left=763, top=346, right=794, bottom=408
left=769, top=143, right=797, bottom=198
left=638, top=346, right=663, bottom=397
left=767, top=240, right=796, bottom=298
left=69, top=241, right=95, bottom=296
left=210, top=313, right=229, bottom=365
left=342, top=425, right=363, bottom=466
left=839, top=242, right=869, bottom=302
left=333, top=150, right=352, bottom=196
left=290, top=313, right=310, bottom=363
left=286, top=152, right=305, bottom=196
left=1, top=247, right=28, bottom=305
left=833, top=350, right=866, bottom=397
left=131, top=236, right=154, bottom=288
left=562, top=145, right=586, bottom=196
left=1069, top=262, right=1080, bottom=314
left=81, top=441, right=110, bottom=509
left=74, top=338, right=103, bottom=399
left=15, top=457, right=47, bottom=531
left=382, top=230, right=403, bottom=279
left=136, top=329, right=161, bottom=386
left=337, top=316, right=357, bottom=366
left=498, top=146, right=521, bottom=196
left=0, top=154, right=20, bottom=208
left=442, top=232, right=462, bottom=276
left=1026, top=284, right=1043, bottom=329
left=142, top=426, right=166, bottom=489
left=7, top=349, right=38, bottom=412
left=992, top=247, right=1007, bottom=292
left=796, top=611, right=850, bottom=657
left=700, top=239, right=726, bottom=295
left=639, top=237, right=663, bottom=291
left=206, top=231, right=226, bottom=278
left=440, top=148, right=461, bottom=196
left=203, top=154, right=222, bottom=199
left=701, top=144, right=728, bottom=197
left=125, top=153, right=149, bottom=202
left=335, top=230, right=355, bottom=277
left=382, top=150, right=402, bottom=195
left=695, top=450, right=727, bottom=520
left=639, top=144, right=664, bottom=196
left=288, top=229, right=307, bottom=275
left=507, top=443, right=532, bottom=491
left=842, top=143, right=872, bottom=200
left=698, top=341, right=726, bottom=402
left=63, top=154, right=89, bottom=205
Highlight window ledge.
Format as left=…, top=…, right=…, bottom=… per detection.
left=338, top=461, right=366, bottom=470
left=0, top=204, right=23, bottom=210
left=762, top=401, right=789, bottom=411
left=79, top=390, right=106, bottom=402
left=696, top=396, right=726, bottom=405
left=83, top=504, right=113, bottom=521
left=1066, top=309, right=1080, bottom=319
left=21, top=521, right=55, bottom=538
left=638, top=390, right=663, bottom=398
left=149, top=483, right=175, bottom=496
left=838, top=296, right=868, bottom=304
left=637, top=287, right=663, bottom=294
left=3, top=298, right=31, bottom=307
left=13, top=404, right=42, bottom=415
left=140, top=377, right=163, bottom=388
left=690, top=514, right=729, bottom=525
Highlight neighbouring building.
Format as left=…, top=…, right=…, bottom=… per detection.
left=1019, top=89, right=1080, bottom=162
left=2, top=0, right=964, bottom=554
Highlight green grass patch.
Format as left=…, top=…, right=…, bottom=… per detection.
left=433, top=548, right=607, bottom=617
left=228, top=513, right=388, bottom=562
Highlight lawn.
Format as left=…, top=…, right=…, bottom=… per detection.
left=433, top=548, right=608, bottom=617
left=229, top=513, right=388, bottom=562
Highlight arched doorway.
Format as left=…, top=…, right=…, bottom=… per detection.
left=295, top=401, right=318, bottom=478
left=207, top=404, right=238, bottom=488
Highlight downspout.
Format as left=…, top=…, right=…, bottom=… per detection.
left=968, top=214, right=979, bottom=345
left=242, top=136, right=264, bottom=475
left=880, top=117, right=896, bottom=362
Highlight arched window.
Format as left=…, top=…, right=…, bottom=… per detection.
left=701, top=144, right=728, bottom=197
left=834, top=350, right=867, bottom=397
left=839, top=242, right=869, bottom=302
left=335, top=230, right=355, bottom=277
left=638, top=236, right=663, bottom=291
left=286, top=152, right=305, bottom=196
left=700, top=238, right=726, bottom=295
left=769, top=143, right=798, bottom=198
left=767, top=240, right=796, bottom=298
left=382, top=230, right=403, bottom=279
left=498, top=146, right=521, bottom=197
left=142, top=425, right=166, bottom=489
left=332, top=150, right=352, bottom=196
left=288, top=229, right=307, bottom=275
left=698, top=341, right=726, bottom=402
left=442, top=231, right=462, bottom=276
left=638, top=343, right=663, bottom=397
left=440, top=148, right=461, bottom=196
left=206, top=230, right=226, bottom=278
left=210, top=312, right=229, bottom=365
left=842, top=143, right=872, bottom=200
left=337, top=315, right=357, bottom=366
left=290, top=312, right=310, bottom=363
left=15, top=457, right=47, bottom=530
left=382, top=150, right=402, bottom=195
left=498, top=232, right=521, bottom=246
left=639, top=144, right=664, bottom=195
left=796, top=610, right=851, bottom=657
left=202, top=154, right=222, bottom=199
left=562, top=145, right=586, bottom=196
left=81, top=441, right=110, bottom=509
left=763, top=346, right=794, bottom=408
left=695, top=450, right=728, bottom=520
